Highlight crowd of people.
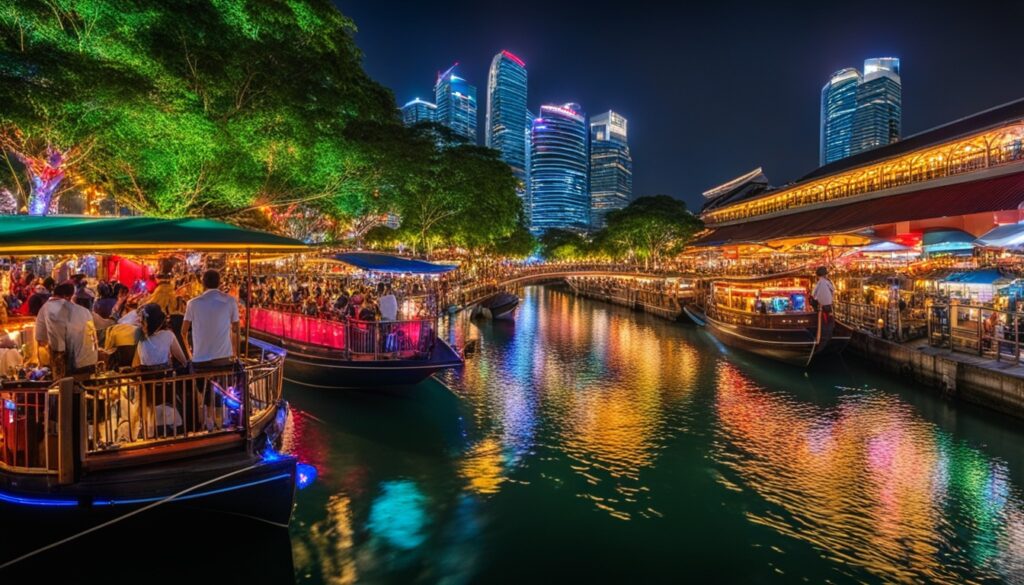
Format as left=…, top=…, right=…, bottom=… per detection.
left=246, top=274, right=437, bottom=321
left=4, top=267, right=241, bottom=380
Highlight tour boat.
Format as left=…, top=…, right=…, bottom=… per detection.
left=246, top=252, right=464, bottom=389
left=684, top=275, right=853, bottom=366
left=0, top=216, right=310, bottom=534
left=247, top=309, right=464, bottom=388
left=471, top=291, right=519, bottom=320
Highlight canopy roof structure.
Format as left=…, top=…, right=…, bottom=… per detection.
left=0, top=216, right=307, bottom=254
left=975, top=223, right=1024, bottom=249
left=942, top=268, right=1013, bottom=286
left=692, top=170, right=1024, bottom=247
left=332, top=252, right=457, bottom=274
left=857, top=241, right=916, bottom=254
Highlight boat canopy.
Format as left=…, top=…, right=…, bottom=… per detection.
left=331, top=252, right=457, bottom=274
left=974, top=223, right=1024, bottom=250
left=0, top=216, right=307, bottom=254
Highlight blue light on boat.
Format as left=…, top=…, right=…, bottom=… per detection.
left=262, top=448, right=285, bottom=462
left=296, top=463, right=317, bottom=490
left=3, top=399, right=15, bottom=410
left=0, top=491, right=79, bottom=507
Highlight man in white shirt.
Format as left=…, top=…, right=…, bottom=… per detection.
left=181, top=270, right=239, bottom=368
left=812, top=266, right=835, bottom=313
left=379, top=286, right=398, bottom=321
left=35, top=282, right=99, bottom=376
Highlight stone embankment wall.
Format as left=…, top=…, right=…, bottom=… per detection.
left=848, top=332, right=1024, bottom=420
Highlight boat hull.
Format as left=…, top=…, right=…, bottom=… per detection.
left=473, top=293, right=519, bottom=321
left=0, top=452, right=297, bottom=527
left=684, top=306, right=852, bottom=366
left=249, top=331, right=464, bottom=389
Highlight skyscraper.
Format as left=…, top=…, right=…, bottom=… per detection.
left=819, top=58, right=901, bottom=165
left=820, top=68, right=861, bottom=165
left=851, top=57, right=901, bottom=157
left=589, top=111, right=633, bottom=228
left=486, top=50, right=529, bottom=199
left=400, top=98, right=436, bottom=126
left=434, top=64, right=477, bottom=143
left=530, top=103, right=590, bottom=233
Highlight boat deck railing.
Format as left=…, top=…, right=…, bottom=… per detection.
left=707, top=303, right=816, bottom=329
left=247, top=307, right=437, bottom=360
left=0, top=343, right=285, bottom=482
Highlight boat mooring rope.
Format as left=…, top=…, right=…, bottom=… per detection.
left=0, top=462, right=264, bottom=570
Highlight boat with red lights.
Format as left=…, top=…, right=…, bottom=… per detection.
left=246, top=252, right=464, bottom=389
left=684, top=274, right=853, bottom=366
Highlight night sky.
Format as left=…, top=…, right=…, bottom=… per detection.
left=336, top=1, right=1024, bottom=211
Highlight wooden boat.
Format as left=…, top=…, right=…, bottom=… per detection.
left=684, top=276, right=853, bottom=367
left=471, top=291, right=519, bottom=320
left=247, top=309, right=463, bottom=389
left=0, top=216, right=308, bottom=538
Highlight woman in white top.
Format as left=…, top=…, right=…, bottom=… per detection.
left=134, top=303, right=188, bottom=369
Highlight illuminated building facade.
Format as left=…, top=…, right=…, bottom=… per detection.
left=434, top=64, right=477, bottom=143
left=820, top=58, right=901, bottom=165
left=530, top=103, right=590, bottom=233
left=851, top=58, right=902, bottom=157
left=400, top=98, right=436, bottom=126
left=486, top=50, right=529, bottom=201
left=820, top=68, right=862, bottom=165
left=589, top=111, right=633, bottom=228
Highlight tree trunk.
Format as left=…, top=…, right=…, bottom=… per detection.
left=20, top=148, right=67, bottom=216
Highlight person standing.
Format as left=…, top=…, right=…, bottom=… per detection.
left=812, top=266, right=835, bottom=314
left=181, top=270, right=239, bottom=369
left=27, top=277, right=54, bottom=316
left=35, top=282, right=99, bottom=377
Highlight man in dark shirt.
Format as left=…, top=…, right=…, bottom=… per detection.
left=27, top=277, right=55, bottom=316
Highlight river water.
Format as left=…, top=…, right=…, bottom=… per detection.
left=284, top=285, right=1024, bottom=584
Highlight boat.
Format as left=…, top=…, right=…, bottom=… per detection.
left=471, top=291, right=519, bottom=320
left=0, top=216, right=308, bottom=536
left=684, top=275, right=853, bottom=366
left=246, top=252, right=464, bottom=389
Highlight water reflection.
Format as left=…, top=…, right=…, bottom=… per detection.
left=287, top=285, right=1024, bottom=584
left=713, top=361, right=1024, bottom=583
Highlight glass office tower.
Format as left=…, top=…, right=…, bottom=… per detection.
left=434, top=64, right=477, bottom=142
left=589, top=111, right=632, bottom=228
left=530, top=103, right=590, bottom=233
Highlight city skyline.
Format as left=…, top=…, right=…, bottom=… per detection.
left=336, top=0, right=1024, bottom=211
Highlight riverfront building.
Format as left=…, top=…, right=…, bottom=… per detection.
left=434, top=64, right=477, bottom=143
left=486, top=50, right=530, bottom=200
left=820, top=58, right=902, bottom=165
left=589, top=111, right=633, bottom=228
left=698, top=98, right=1024, bottom=248
left=530, top=103, right=590, bottom=233
left=401, top=98, right=436, bottom=126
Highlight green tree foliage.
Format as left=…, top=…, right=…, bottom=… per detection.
left=0, top=0, right=398, bottom=218
left=599, top=195, right=703, bottom=266
left=539, top=228, right=591, bottom=261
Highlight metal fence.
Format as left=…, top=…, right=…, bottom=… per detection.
left=926, top=303, right=1024, bottom=364
left=0, top=382, right=52, bottom=472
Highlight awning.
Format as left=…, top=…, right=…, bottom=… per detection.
left=858, top=241, right=916, bottom=253
left=694, top=170, right=1024, bottom=246
left=975, top=223, right=1024, bottom=249
left=332, top=252, right=457, bottom=274
left=0, top=216, right=307, bottom=254
left=942, top=268, right=1012, bottom=285
left=922, top=228, right=976, bottom=255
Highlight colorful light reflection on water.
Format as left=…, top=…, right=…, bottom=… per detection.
left=286, top=286, right=1024, bottom=583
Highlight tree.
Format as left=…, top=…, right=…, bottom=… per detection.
left=0, top=0, right=399, bottom=218
left=538, top=229, right=591, bottom=261
left=600, top=195, right=703, bottom=267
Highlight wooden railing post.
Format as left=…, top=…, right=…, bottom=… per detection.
left=56, top=377, right=75, bottom=485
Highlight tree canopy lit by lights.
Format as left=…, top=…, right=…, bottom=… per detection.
left=0, top=0, right=526, bottom=251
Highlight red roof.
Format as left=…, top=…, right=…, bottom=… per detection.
left=694, top=170, right=1024, bottom=246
